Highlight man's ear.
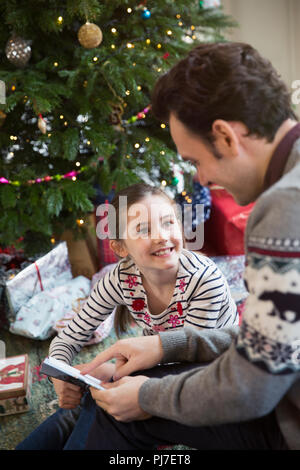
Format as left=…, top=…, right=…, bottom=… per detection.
left=109, top=240, right=128, bottom=258
left=211, top=120, right=239, bottom=157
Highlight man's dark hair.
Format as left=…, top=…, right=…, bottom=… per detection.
left=151, top=42, right=297, bottom=143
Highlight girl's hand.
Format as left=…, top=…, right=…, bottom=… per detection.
left=51, top=376, right=83, bottom=409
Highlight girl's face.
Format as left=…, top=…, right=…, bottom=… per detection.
left=114, top=195, right=183, bottom=274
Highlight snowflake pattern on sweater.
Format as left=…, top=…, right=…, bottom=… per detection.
left=236, top=247, right=300, bottom=374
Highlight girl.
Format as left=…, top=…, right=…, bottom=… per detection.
left=49, top=183, right=238, bottom=375
left=16, top=182, right=239, bottom=449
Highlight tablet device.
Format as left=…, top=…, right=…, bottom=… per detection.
left=40, top=356, right=105, bottom=390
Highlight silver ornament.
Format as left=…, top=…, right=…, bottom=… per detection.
left=5, top=35, right=32, bottom=68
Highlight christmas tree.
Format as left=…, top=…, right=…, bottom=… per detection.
left=0, top=0, right=236, bottom=255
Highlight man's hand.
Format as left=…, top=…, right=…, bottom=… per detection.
left=89, top=375, right=151, bottom=422
left=80, top=335, right=164, bottom=380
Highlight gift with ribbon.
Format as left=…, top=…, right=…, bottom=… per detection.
left=5, top=242, right=72, bottom=324
left=9, top=275, right=91, bottom=340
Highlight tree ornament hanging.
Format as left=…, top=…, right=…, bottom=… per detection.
left=38, top=114, right=47, bottom=134
left=77, top=22, right=103, bottom=49
left=141, top=8, right=151, bottom=19
left=5, top=34, right=32, bottom=68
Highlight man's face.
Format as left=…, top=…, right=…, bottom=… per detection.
left=169, top=113, right=258, bottom=206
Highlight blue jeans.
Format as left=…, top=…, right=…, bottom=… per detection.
left=16, top=391, right=96, bottom=450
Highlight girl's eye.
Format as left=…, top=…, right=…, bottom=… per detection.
left=138, top=226, right=149, bottom=234
left=163, top=219, right=174, bottom=227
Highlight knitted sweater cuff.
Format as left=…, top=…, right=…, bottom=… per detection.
left=158, top=329, right=188, bottom=364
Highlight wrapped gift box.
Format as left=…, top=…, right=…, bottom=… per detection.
left=9, top=275, right=91, bottom=340
left=5, top=242, right=72, bottom=323
left=0, top=354, right=32, bottom=416
left=203, top=188, right=255, bottom=256
left=212, top=255, right=248, bottom=306
left=53, top=263, right=118, bottom=345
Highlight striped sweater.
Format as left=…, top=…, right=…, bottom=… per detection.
left=49, top=249, right=238, bottom=364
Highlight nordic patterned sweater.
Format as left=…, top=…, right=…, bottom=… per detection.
left=139, top=127, right=300, bottom=450
left=49, top=249, right=238, bottom=364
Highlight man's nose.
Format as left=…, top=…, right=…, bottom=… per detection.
left=197, top=169, right=209, bottom=187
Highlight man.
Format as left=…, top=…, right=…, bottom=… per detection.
left=17, top=42, right=299, bottom=451
left=81, top=42, right=300, bottom=450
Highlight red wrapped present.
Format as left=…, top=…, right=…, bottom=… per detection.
left=203, top=188, right=254, bottom=256
left=0, top=354, right=32, bottom=415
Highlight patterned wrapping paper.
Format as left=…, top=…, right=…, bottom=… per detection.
left=211, top=255, right=248, bottom=305
left=5, top=242, right=72, bottom=323
left=52, top=264, right=118, bottom=345
left=0, top=354, right=32, bottom=416
left=9, top=276, right=91, bottom=340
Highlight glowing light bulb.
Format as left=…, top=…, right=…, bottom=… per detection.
left=54, top=62, right=58, bottom=67
left=160, top=123, right=166, bottom=129
left=57, top=16, right=63, bottom=24
left=134, top=143, right=140, bottom=149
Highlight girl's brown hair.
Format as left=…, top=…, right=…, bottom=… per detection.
left=109, top=182, right=182, bottom=337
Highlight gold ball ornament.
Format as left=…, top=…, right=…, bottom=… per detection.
left=78, top=22, right=103, bottom=49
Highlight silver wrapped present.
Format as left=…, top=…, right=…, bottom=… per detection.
left=9, top=275, right=91, bottom=340
left=5, top=242, right=72, bottom=323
